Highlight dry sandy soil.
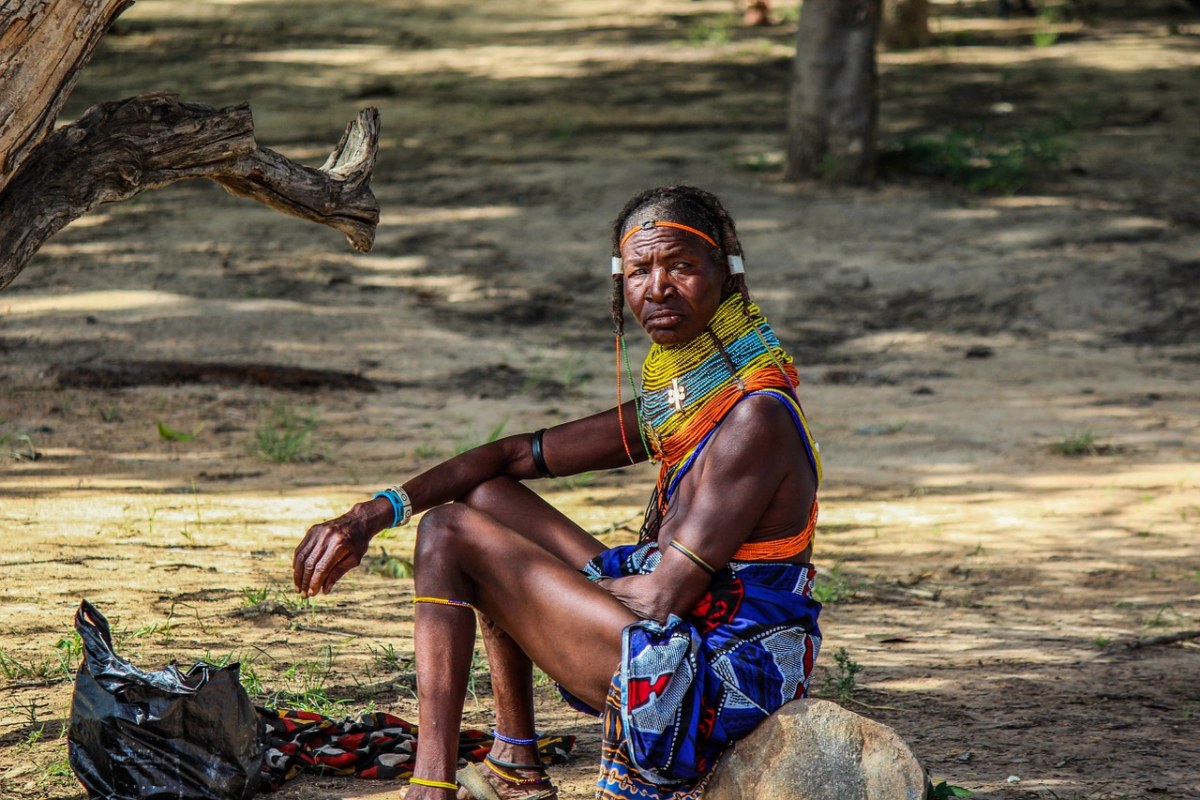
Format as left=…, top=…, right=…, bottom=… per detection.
left=2, top=1, right=1199, bottom=798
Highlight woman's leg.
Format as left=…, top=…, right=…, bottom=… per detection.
left=405, top=503, right=637, bottom=799
left=459, top=476, right=605, bottom=568
left=477, top=618, right=541, bottom=768
left=464, top=478, right=608, bottom=781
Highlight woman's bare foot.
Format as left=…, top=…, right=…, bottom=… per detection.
left=455, top=750, right=557, bottom=800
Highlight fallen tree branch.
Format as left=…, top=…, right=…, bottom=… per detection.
left=1124, top=629, right=1200, bottom=650
left=0, top=94, right=379, bottom=291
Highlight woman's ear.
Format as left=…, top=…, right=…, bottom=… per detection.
left=723, top=270, right=738, bottom=296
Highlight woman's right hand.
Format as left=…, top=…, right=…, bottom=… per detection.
left=292, top=498, right=390, bottom=597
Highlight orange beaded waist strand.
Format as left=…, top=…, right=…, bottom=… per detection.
left=731, top=498, right=819, bottom=562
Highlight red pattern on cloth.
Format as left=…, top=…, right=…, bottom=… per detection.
left=257, top=708, right=575, bottom=792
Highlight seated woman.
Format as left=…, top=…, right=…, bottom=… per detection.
left=293, top=185, right=823, bottom=800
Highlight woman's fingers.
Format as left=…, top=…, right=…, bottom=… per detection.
left=321, top=551, right=361, bottom=595
left=294, top=523, right=350, bottom=597
left=293, top=525, right=324, bottom=591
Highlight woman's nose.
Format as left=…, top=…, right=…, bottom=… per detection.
left=648, top=266, right=673, bottom=301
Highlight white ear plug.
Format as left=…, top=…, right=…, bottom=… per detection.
left=611, top=257, right=623, bottom=275
left=729, top=254, right=745, bottom=275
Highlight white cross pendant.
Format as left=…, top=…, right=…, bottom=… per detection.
left=667, top=378, right=686, bottom=412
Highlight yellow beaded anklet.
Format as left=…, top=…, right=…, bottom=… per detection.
left=484, top=758, right=551, bottom=786
left=409, top=776, right=457, bottom=791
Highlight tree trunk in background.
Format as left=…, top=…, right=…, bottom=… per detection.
left=882, top=0, right=930, bottom=49
left=0, top=0, right=380, bottom=293
left=785, top=0, right=882, bottom=184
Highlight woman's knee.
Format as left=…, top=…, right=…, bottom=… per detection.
left=414, top=503, right=473, bottom=562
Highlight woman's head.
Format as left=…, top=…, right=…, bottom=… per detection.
left=609, top=186, right=750, bottom=343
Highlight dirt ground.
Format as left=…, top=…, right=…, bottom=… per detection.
left=2, top=0, right=1199, bottom=798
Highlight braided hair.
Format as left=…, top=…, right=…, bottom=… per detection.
left=609, top=185, right=752, bottom=337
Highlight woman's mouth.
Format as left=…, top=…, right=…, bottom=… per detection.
left=644, top=309, right=682, bottom=327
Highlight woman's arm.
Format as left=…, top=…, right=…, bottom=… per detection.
left=602, top=396, right=814, bottom=623
left=293, top=401, right=648, bottom=596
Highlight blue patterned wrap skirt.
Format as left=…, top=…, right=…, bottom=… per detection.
left=562, top=542, right=823, bottom=799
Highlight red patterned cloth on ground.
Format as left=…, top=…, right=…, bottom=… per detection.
left=257, top=708, right=575, bottom=792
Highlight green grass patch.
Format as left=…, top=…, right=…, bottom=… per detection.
left=880, top=117, right=1077, bottom=195
left=367, top=642, right=409, bottom=673
left=686, top=14, right=735, bottom=46
left=1055, top=429, right=1096, bottom=456
left=0, top=633, right=82, bottom=684
left=819, top=646, right=862, bottom=704
left=362, top=547, right=414, bottom=579
left=1052, top=429, right=1118, bottom=457
left=240, top=584, right=318, bottom=614
left=812, top=562, right=857, bottom=604
left=929, top=780, right=973, bottom=799
left=255, top=403, right=319, bottom=463
left=0, top=427, right=39, bottom=461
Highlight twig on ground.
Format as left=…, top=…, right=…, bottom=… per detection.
left=848, top=697, right=907, bottom=712
left=293, top=623, right=360, bottom=638
left=0, top=680, right=58, bottom=692
left=230, top=602, right=299, bottom=619
left=1124, top=630, right=1200, bottom=650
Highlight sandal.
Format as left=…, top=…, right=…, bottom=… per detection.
left=455, top=756, right=558, bottom=800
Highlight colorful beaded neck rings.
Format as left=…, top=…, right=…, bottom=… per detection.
left=635, top=294, right=800, bottom=541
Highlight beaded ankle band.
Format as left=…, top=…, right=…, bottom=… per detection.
left=493, top=731, right=539, bottom=746
left=486, top=755, right=548, bottom=771
left=409, top=776, right=457, bottom=791
left=484, top=757, right=551, bottom=787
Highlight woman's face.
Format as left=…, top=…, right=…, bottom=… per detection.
left=621, top=225, right=726, bottom=347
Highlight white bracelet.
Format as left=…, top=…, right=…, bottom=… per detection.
left=373, top=486, right=413, bottom=527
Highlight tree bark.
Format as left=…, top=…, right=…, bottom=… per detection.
left=882, top=0, right=931, bottom=49
left=785, top=0, right=882, bottom=184
left=0, top=0, right=133, bottom=194
left=0, top=0, right=380, bottom=294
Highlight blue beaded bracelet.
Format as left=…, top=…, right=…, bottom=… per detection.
left=373, top=486, right=412, bottom=528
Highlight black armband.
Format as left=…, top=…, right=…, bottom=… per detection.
left=530, top=428, right=556, bottom=479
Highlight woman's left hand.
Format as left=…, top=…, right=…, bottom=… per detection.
left=293, top=499, right=389, bottom=597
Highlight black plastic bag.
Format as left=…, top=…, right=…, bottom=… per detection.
left=68, top=600, right=264, bottom=800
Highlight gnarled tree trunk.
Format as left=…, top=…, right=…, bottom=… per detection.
left=785, top=0, right=882, bottom=184
left=0, top=0, right=380, bottom=293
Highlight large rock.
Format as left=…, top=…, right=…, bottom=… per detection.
left=704, top=699, right=928, bottom=800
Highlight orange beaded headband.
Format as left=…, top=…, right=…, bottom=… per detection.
left=611, top=218, right=745, bottom=276
left=620, top=219, right=719, bottom=249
